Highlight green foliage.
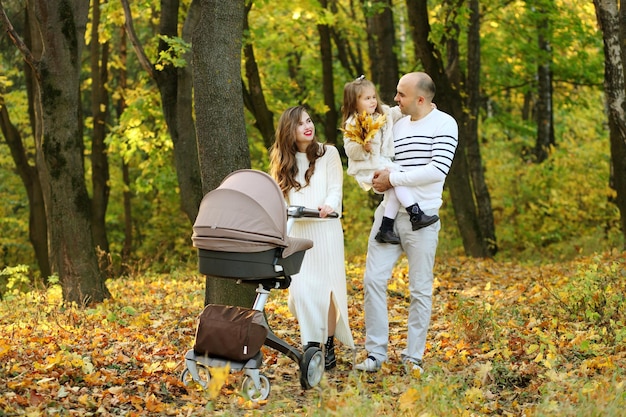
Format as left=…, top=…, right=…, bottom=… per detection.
left=451, top=295, right=501, bottom=345
left=0, top=0, right=620, bottom=276
left=156, top=35, right=191, bottom=70
left=247, top=118, right=270, bottom=171
left=480, top=1, right=603, bottom=107
left=0, top=56, right=35, bottom=272
left=247, top=0, right=367, bottom=118
left=479, top=87, right=621, bottom=261
left=341, top=172, right=380, bottom=257
left=547, top=259, right=626, bottom=346
left=0, top=265, right=31, bottom=300
left=0, top=163, right=33, bottom=272
left=362, top=1, right=389, bottom=18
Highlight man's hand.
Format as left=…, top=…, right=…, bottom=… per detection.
left=372, top=169, right=392, bottom=192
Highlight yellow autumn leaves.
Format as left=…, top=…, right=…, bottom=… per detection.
left=2, top=253, right=624, bottom=415
left=342, top=111, right=387, bottom=146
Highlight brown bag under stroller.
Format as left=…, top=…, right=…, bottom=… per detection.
left=193, top=304, right=269, bottom=362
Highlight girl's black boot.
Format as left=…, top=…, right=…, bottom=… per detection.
left=406, top=204, right=439, bottom=231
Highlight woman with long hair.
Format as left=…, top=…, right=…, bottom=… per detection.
left=269, top=106, right=354, bottom=370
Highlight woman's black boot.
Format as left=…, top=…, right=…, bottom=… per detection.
left=324, top=336, right=336, bottom=370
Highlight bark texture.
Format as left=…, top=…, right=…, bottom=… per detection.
left=25, top=0, right=109, bottom=303
left=194, top=0, right=255, bottom=306
left=594, top=0, right=626, bottom=248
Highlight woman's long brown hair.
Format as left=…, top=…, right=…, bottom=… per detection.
left=269, top=106, right=326, bottom=197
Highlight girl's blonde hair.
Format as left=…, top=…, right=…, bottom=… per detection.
left=340, top=77, right=384, bottom=127
left=269, top=106, right=326, bottom=197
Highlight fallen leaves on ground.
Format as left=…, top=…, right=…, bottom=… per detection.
left=1, top=251, right=625, bottom=416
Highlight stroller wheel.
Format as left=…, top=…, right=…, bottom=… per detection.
left=180, top=363, right=211, bottom=388
left=299, top=346, right=324, bottom=389
left=241, top=374, right=271, bottom=401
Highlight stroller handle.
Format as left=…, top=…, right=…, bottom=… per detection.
left=287, top=205, right=339, bottom=218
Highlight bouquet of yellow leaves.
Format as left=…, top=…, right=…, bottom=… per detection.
left=342, top=111, right=387, bottom=146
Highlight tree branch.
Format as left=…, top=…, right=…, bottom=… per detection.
left=0, top=0, right=39, bottom=80
left=119, top=0, right=155, bottom=78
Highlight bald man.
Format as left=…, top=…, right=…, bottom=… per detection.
left=356, top=72, right=458, bottom=373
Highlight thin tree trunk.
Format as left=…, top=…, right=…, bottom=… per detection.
left=594, top=0, right=626, bottom=249
left=0, top=3, right=50, bottom=279
left=363, top=0, right=399, bottom=104
left=534, top=3, right=555, bottom=163
left=242, top=1, right=275, bottom=149
left=90, top=0, right=112, bottom=269
left=115, top=26, right=133, bottom=271
left=318, top=0, right=338, bottom=144
left=406, top=0, right=494, bottom=257
left=178, top=0, right=203, bottom=221
left=330, top=0, right=364, bottom=77
left=467, top=0, right=498, bottom=255
left=522, top=91, right=533, bottom=121
left=121, top=161, right=133, bottom=266
left=0, top=103, right=51, bottom=278
left=121, top=0, right=203, bottom=225
left=157, top=0, right=203, bottom=223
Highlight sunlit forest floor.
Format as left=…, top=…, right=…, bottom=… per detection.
left=1, top=250, right=624, bottom=416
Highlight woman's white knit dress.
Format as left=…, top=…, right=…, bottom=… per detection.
left=286, top=145, right=355, bottom=349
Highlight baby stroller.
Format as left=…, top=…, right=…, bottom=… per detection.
left=180, top=169, right=328, bottom=401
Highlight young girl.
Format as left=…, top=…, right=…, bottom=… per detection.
left=269, top=106, right=354, bottom=370
left=341, top=76, right=439, bottom=243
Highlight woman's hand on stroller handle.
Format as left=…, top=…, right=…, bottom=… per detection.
left=288, top=205, right=339, bottom=218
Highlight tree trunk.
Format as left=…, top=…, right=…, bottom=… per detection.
left=177, top=0, right=204, bottom=222
left=113, top=26, right=134, bottom=271
left=0, top=103, right=51, bottom=279
left=156, top=0, right=203, bottom=224
left=90, top=0, right=112, bottom=269
left=406, top=0, right=495, bottom=257
left=593, top=0, right=626, bottom=249
left=534, top=3, right=555, bottom=163
left=194, top=0, right=255, bottom=307
left=466, top=0, right=498, bottom=255
left=0, top=3, right=50, bottom=279
left=242, top=1, right=275, bottom=149
left=330, top=0, right=364, bottom=77
left=121, top=0, right=203, bottom=225
left=318, top=0, right=338, bottom=144
left=522, top=90, right=534, bottom=122
left=363, top=0, right=399, bottom=104
left=2, top=0, right=110, bottom=303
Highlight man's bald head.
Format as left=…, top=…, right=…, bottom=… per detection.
left=401, top=72, right=436, bottom=101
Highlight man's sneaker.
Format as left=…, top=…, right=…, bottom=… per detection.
left=403, top=359, right=424, bottom=375
left=355, top=355, right=381, bottom=372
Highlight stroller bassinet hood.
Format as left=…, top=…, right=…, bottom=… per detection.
left=192, top=170, right=312, bottom=257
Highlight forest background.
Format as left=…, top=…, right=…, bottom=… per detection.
left=0, top=0, right=625, bottom=416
